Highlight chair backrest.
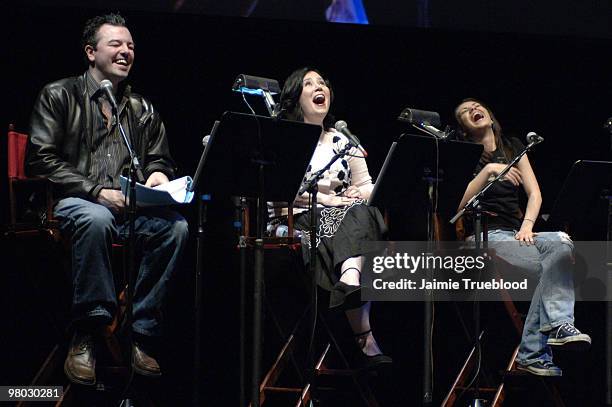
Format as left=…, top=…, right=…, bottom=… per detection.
left=237, top=197, right=302, bottom=249
left=6, top=124, right=57, bottom=232
left=8, top=124, right=28, bottom=180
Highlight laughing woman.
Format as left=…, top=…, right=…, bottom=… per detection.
left=454, top=98, right=591, bottom=377
left=278, top=67, right=391, bottom=368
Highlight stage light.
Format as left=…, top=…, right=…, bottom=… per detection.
left=398, top=107, right=448, bottom=139
left=232, top=74, right=281, bottom=117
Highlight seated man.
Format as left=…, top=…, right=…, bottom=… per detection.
left=26, top=13, right=189, bottom=385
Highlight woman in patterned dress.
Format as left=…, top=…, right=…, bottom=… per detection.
left=279, top=67, right=391, bottom=368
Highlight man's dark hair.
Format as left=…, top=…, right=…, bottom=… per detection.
left=279, top=67, right=335, bottom=130
left=81, top=13, right=127, bottom=52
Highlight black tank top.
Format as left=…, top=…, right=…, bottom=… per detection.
left=464, top=137, right=524, bottom=236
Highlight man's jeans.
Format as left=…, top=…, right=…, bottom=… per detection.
left=54, top=197, right=189, bottom=336
left=479, top=229, right=575, bottom=365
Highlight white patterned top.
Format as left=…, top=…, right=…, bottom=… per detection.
left=294, top=129, right=373, bottom=208
left=268, top=128, right=374, bottom=217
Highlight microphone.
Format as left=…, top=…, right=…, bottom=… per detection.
left=526, top=131, right=544, bottom=144
left=99, top=79, right=118, bottom=112
left=334, top=120, right=368, bottom=157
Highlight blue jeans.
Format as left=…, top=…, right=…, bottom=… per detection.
left=479, top=229, right=575, bottom=365
left=54, top=197, right=189, bottom=336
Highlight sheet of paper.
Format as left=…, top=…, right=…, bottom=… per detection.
left=120, top=175, right=194, bottom=207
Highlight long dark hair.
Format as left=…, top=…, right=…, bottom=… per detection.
left=454, top=98, right=515, bottom=161
left=279, top=67, right=335, bottom=130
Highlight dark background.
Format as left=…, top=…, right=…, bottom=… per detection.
left=2, top=3, right=611, bottom=406
left=14, top=0, right=612, bottom=39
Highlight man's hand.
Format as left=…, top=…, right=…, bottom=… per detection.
left=97, top=189, right=126, bottom=213
left=145, top=171, right=169, bottom=188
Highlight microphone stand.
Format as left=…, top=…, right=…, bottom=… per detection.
left=450, top=139, right=540, bottom=225
left=188, top=120, right=219, bottom=406
left=401, top=114, right=447, bottom=405
left=606, top=123, right=612, bottom=406
left=450, top=140, right=540, bottom=407
left=413, top=129, right=443, bottom=406
left=113, top=105, right=144, bottom=406
left=606, top=188, right=612, bottom=407
left=298, top=141, right=355, bottom=402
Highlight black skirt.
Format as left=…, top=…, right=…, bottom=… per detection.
left=294, top=200, right=387, bottom=292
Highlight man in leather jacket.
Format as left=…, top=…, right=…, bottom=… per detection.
left=26, top=13, right=189, bottom=385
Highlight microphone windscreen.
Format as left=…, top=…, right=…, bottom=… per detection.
left=334, top=120, right=348, bottom=132
left=100, top=79, right=113, bottom=90
left=99, top=79, right=118, bottom=109
left=526, top=132, right=543, bottom=144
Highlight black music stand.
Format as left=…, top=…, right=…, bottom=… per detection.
left=548, top=159, right=612, bottom=406
left=192, top=111, right=320, bottom=407
left=369, top=134, right=483, bottom=405
left=370, top=134, right=483, bottom=219
left=549, top=160, right=612, bottom=237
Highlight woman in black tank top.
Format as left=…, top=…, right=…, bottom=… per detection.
left=453, top=98, right=591, bottom=377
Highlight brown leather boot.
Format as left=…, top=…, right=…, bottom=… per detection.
left=64, top=330, right=96, bottom=385
left=132, top=342, right=161, bottom=377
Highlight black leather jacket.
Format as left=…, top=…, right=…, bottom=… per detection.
left=26, top=73, right=176, bottom=199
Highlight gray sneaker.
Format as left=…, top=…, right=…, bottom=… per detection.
left=546, top=322, right=591, bottom=351
left=516, top=360, right=562, bottom=377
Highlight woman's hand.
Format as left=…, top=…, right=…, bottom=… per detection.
left=515, top=228, right=537, bottom=245
left=485, top=163, right=523, bottom=186
left=343, top=185, right=363, bottom=198
left=321, top=194, right=359, bottom=207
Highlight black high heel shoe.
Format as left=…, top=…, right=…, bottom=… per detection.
left=354, top=329, right=393, bottom=370
left=329, top=267, right=363, bottom=310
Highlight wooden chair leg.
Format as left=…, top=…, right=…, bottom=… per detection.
left=441, top=331, right=485, bottom=406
